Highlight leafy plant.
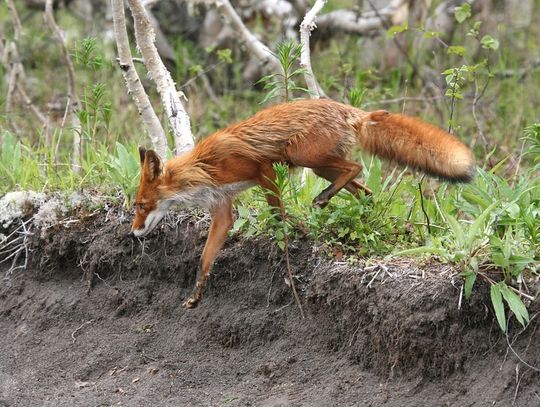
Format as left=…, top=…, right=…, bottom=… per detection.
left=258, top=40, right=311, bottom=103
left=105, top=143, right=140, bottom=206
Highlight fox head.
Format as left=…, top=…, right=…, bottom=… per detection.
left=131, top=147, right=172, bottom=237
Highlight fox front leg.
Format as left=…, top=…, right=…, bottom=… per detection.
left=182, top=198, right=234, bottom=309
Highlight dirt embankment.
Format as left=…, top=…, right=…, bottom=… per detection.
left=1, top=211, right=539, bottom=406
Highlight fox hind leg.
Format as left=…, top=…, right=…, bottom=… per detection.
left=312, top=167, right=372, bottom=197
left=310, top=160, right=363, bottom=208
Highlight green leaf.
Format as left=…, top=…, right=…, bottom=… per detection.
left=447, top=46, right=466, bottom=56
left=445, top=213, right=465, bottom=249
left=454, top=3, right=471, bottom=23
left=499, top=283, right=529, bottom=327
left=393, top=246, right=447, bottom=256
left=463, top=270, right=476, bottom=300
left=480, top=35, right=499, bottom=51
left=505, top=202, right=520, bottom=219
left=216, top=48, right=233, bottom=64
left=466, top=202, right=497, bottom=248
left=423, top=30, right=441, bottom=39
left=490, top=283, right=506, bottom=331
left=237, top=206, right=250, bottom=218
left=366, top=158, right=382, bottom=195
left=232, top=218, right=247, bottom=232
left=387, top=23, right=408, bottom=37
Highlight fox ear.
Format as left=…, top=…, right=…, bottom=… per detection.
left=139, top=147, right=147, bottom=165
left=142, top=150, right=162, bottom=181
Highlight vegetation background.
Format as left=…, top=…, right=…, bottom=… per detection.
left=0, top=0, right=539, bottom=331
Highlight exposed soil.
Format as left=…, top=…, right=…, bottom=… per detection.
left=1, top=210, right=539, bottom=406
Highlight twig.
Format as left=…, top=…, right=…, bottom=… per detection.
left=2, top=218, right=33, bottom=278
left=278, top=203, right=305, bottom=319
left=417, top=176, right=431, bottom=234
left=282, top=232, right=305, bottom=319
left=504, top=314, right=540, bottom=373
left=71, top=319, right=95, bottom=343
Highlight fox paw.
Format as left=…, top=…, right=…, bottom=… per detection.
left=312, top=197, right=329, bottom=209
left=182, top=297, right=199, bottom=309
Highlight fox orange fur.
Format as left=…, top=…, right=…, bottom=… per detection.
left=131, top=99, right=475, bottom=308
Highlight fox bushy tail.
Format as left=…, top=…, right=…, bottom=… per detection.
left=353, top=110, right=475, bottom=182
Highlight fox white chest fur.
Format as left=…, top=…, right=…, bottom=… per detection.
left=170, top=181, right=256, bottom=209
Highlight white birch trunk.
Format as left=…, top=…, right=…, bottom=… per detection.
left=299, top=0, right=328, bottom=99
left=111, top=0, right=169, bottom=159
left=127, top=0, right=194, bottom=155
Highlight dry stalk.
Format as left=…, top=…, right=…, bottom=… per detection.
left=44, top=0, right=82, bottom=174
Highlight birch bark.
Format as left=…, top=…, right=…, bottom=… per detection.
left=111, top=0, right=168, bottom=159
left=127, top=0, right=194, bottom=155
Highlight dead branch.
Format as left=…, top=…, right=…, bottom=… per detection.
left=44, top=0, right=82, bottom=174
left=15, top=83, right=49, bottom=126
left=111, top=0, right=169, bottom=158
left=2, top=2, right=48, bottom=136
left=299, top=0, right=327, bottom=99
left=197, top=0, right=283, bottom=74
left=127, top=0, right=194, bottom=155
left=4, top=42, right=21, bottom=135
left=316, top=0, right=408, bottom=35
left=6, top=0, right=23, bottom=41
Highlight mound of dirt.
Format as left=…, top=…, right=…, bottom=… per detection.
left=1, top=211, right=539, bottom=406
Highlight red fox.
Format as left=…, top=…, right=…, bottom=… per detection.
left=131, top=99, right=475, bottom=308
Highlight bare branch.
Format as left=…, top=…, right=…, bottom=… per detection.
left=316, top=0, right=408, bottom=35
left=111, top=0, right=169, bottom=158
left=44, top=0, right=82, bottom=174
left=2, top=1, right=48, bottom=136
left=127, top=0, right=194, bottom=155
left=6, top=0, right=23, bottom=41
left=299, top=0, right=327, bottom=99
left=15, top=83, right=49, bottom=125
left=198, top=0, right=283, bottom=74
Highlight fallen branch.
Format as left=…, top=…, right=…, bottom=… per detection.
left=111, top=0, right=169, bottom=158
left=316, top=0, right=408, bottom=35
left=127, top=0, right=194, bottom=155
left=198, top=0, right=283, bottom=74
